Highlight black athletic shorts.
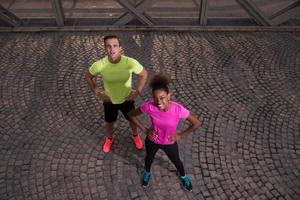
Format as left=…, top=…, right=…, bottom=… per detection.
left=103, top=100, right=135, bottom=123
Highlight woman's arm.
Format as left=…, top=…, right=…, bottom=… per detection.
left=128, top=108, right=147, bottom=133
left=169, top=112, right=201, bottom=141
left=129, top=107, right=157, bottom=139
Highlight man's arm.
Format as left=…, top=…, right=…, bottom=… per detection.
left=136, top=68, right=148, bottom=95
left=126, top=67, right=148, bottom=100
left=85, top=70, right=110, bottom=101
left=85, top=71, right=97, bottom=92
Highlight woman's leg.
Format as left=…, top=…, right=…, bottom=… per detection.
left=144, top=137, right=159, bottom=172
left=162, top=142, right=185, bottom=176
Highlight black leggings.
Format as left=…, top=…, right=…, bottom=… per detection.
left=145, top=137, right=185, bottom=176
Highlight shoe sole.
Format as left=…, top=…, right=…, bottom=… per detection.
left=183, top=187, right=192, bottom=192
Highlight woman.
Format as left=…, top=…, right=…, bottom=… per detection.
left=128, top=73, right=200, bottom=191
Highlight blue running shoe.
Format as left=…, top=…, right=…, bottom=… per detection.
left=142, top=171, right=151, bottom=187
left=181, top=175, right=192, bottom=191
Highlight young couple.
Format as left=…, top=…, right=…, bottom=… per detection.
left=85, top=35, right=201, bottom=191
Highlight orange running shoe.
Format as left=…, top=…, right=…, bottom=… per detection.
left=132, top=135, right=143, bottom=149
left=102, top=137, right=113, bottom=153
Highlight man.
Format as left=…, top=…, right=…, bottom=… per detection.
left=85, top=35, right=148, bottom=153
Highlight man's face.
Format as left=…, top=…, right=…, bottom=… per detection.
left=105, top=38, right=122, bottom=63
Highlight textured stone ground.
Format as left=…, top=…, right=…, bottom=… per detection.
left=0, top=31, right=299, bottom=200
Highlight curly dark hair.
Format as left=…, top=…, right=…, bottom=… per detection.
left=149, top=73, right=170, bottom=93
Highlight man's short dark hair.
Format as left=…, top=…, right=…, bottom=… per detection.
left=104, top=35, right=122, bottom=46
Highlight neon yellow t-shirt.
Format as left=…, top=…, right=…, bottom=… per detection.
left=89, top=55, right=143, bottom=104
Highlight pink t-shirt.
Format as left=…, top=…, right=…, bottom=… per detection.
left=140, top=101, right=190, bottom=145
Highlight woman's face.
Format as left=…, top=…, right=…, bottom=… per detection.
left=153, top=89, right=170, bottom=111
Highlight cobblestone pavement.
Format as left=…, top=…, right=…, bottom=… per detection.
left=0, top=31, right=300, bottom=200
